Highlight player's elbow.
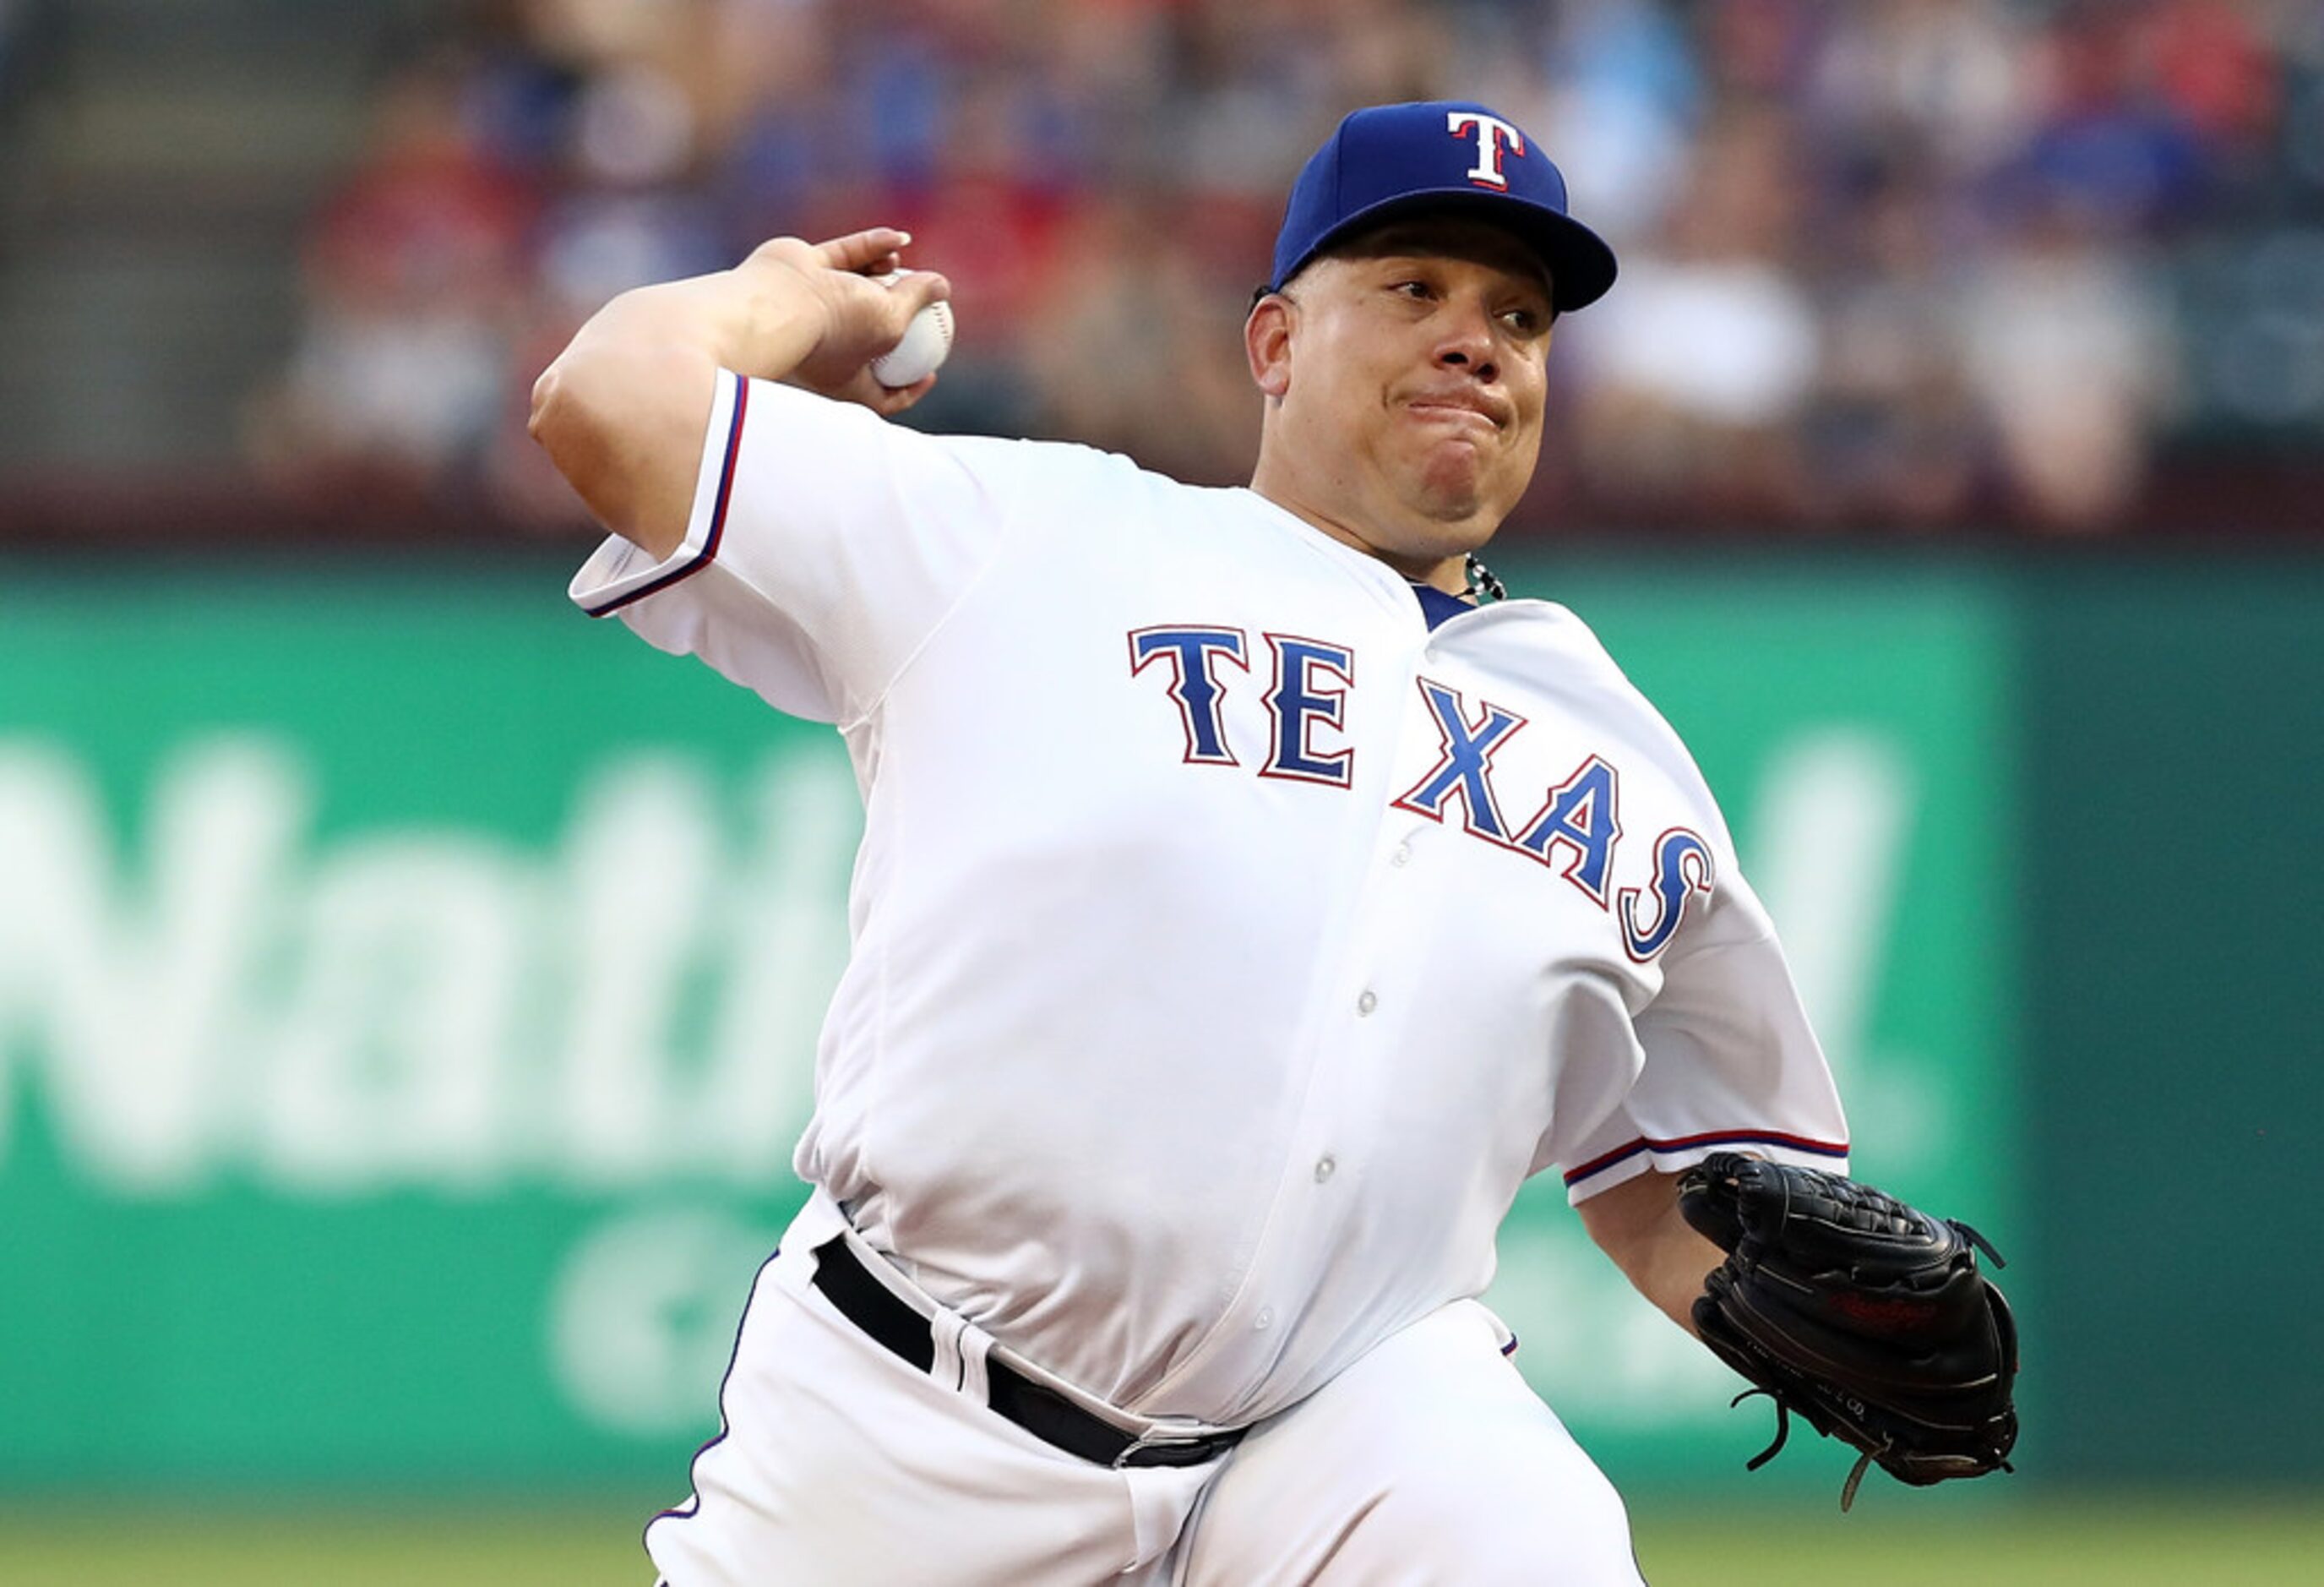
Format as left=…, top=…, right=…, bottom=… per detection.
left=526, top=361, right=559, bottom=438
left=527, top=351, right=620, bottom=478
left=526, top=361, right=569, bottom=460
left=525, top=356, right=612, bottom=518
left=525, top=337, right=704, bottom=559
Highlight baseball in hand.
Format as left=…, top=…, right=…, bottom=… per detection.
left=868, top=270, right=955, bottom=388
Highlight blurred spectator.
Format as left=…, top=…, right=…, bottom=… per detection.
left=1021, top=193, right=1260, bottom=483
left=240, top=0, right=2324, bottom=537
left=247, top=53, right=536, bottom=510
left=1800, top=168, right=1983, bottom=529
left=1532, top=0, right=1702, bottom=245
left=1962, top=201, right=2175, bottom=530
left=1808, top=0, right=2037, bottom=182
left=1567, top=99, right=1821, bottom=519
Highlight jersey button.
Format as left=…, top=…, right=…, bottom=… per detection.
left=1355, top=990, right=1377, bottom=1016
left=1254, top=1307, right=1275, bottom=1331
left=1314, top=1155, right=1336, bottom=1183
left=1390, top=842, right=1412, bottom=868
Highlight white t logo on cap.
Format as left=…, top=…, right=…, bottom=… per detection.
left=1448, top=111, right=1525, bottom=190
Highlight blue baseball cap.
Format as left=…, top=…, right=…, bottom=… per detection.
left=1268, top=101, right=1618, bottom=313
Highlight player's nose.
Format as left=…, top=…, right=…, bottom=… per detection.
left=1433, top=298, right=1499, bottom=383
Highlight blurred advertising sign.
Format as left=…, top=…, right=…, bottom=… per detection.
left=0, top=562, right=2011, bottom=1494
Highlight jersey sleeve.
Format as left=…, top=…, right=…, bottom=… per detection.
left=568, top=370, right=1030, bottom=725
left=1559, top=870, right=1849, bottom=1203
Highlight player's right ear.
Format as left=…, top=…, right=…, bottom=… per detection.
left=1245, top=292, right=1295, bottom=399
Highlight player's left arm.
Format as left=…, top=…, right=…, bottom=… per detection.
left=1575, top=1169, right=1721, bottom=1338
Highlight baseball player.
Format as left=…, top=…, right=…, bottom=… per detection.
left=532, top=101, right=1850, bottom=1584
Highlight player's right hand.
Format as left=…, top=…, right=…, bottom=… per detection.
left=743, top=229, right=952, bottom=417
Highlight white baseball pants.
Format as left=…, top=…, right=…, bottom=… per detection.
left=645, top=1200, right=1644, bottom=1585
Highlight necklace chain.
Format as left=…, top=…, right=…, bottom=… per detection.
left=1464, top=554, right=1508, bottom=603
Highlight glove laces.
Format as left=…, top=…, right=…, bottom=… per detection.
left=1948, top=1219, right=2008, bottom=1268
left=1729, top=1388, right=1885, bottom=1513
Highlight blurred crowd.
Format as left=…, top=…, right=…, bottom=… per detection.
left=246, top=0, right=2324, bottom=537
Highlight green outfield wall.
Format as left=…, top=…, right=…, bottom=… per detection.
left=1, top=549, right=2316, bottom=1501
left=2016, top=557, right=2324, bottom=1484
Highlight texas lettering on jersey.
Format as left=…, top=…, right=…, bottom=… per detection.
left=1129, top=624, right=1714, bottom=963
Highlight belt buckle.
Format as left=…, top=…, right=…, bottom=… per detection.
left=1112, top=1416, right=1222, bottom=1470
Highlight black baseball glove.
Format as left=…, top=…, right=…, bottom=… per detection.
left=1676, top=1152, right=2019, bottom=1509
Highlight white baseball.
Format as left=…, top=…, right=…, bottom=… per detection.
left=868, top=271, right=955, bottom=388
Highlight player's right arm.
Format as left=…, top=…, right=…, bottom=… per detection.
left=528, top=229, right=951, bottom=558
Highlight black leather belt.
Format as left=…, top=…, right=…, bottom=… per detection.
left=809, top=1235, right=1244, bottom=1470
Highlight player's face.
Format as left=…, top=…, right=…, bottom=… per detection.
left=1249, top=219, right=1554, bottom=583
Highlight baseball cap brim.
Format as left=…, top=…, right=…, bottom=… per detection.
left=1277, top=189, right=1619, bottom=314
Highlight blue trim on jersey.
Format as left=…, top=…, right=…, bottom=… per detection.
left=590, top=371, right=748, bottom=617
left=1407, top=581, right=1474, bottom=630
left=1563, top=1129, right=1851, bottom=1187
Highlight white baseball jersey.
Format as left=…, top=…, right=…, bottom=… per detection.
left=571, top=369, right=1848, bottom=1431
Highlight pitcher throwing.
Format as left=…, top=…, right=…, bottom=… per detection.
left=531, top=100, right=2010, bottom=1584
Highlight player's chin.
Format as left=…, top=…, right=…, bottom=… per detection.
left=1406, top=450, right=1511, bottom=530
